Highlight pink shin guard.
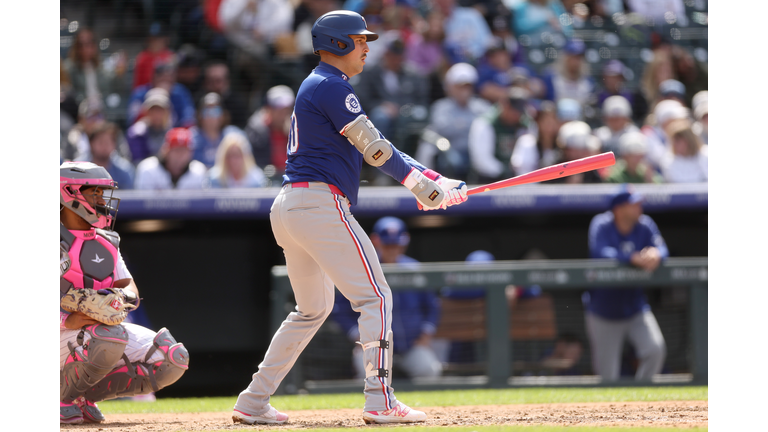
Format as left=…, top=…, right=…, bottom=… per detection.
left=60, top=324, right=129, bottom=403
left=83, top=327, right=189, bottom=402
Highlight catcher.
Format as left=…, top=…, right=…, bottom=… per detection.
left=59, top=161, right=190, bottom=424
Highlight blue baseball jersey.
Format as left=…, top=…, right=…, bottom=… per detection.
left=283, top=62, right=426, bottom=205
left=583, top=211, right=670, bottom=320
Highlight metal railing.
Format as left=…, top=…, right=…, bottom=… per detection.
left=270, top=257, right=707, bottom=392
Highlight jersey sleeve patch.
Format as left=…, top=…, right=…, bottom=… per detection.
left=345, top=93, right=362, bottom=113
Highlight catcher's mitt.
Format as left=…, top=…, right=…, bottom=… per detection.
left=60, top=288, right=137, bottom=326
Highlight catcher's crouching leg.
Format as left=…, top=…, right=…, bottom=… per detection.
left=61, top=324, right=129, bottom=402
left=84, top=327, right=190, bottom=401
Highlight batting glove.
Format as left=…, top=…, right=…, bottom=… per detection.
left=436, top=177, right=468, bottom=210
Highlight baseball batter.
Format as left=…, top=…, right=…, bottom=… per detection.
left=59, top=162, right=190, bottom=424
left=232, top=10, right=469, bottom=425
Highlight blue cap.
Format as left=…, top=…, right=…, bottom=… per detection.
left=659, top=79, right=686, bottom=99
left=563, top=38, right=586, bottom=55
left=372, top=217, right=409, bottom=246
left=466, top=250, right=495, bottom=262
left=610, top=184, right=644, bottom=209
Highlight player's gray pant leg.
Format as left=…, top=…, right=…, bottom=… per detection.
left=584, top=312, right=626, bottom=382
left=585, top=310, right=666, bottom=382
left=235, top=184, right=397, bottom=414
left=627, top=310, right=666, bottom=380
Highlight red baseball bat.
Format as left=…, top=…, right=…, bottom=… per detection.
left=467, top=151, right=616, bottom=195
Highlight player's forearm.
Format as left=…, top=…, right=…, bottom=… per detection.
left=377, top=144, right=427, bottom=183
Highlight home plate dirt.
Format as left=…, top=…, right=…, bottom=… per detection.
left=60, top=400, right=707, bottom=431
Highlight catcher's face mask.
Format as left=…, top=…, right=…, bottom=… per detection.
left=60, top=161, right=121, bottom=230
left=61, top=184, right=120, bottom=230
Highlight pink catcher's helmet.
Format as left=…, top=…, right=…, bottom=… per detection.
left=60, top=161, right=120, bottom=229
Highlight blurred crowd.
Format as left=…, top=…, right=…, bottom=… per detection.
left=60, top=0, right=708, bottom=191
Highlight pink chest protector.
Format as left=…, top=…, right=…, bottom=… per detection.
left=60, top=224, right=120, bottom=291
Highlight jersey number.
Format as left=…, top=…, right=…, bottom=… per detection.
left=287, top=111, right=298, bottom=155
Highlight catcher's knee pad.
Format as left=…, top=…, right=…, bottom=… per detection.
left=60, top=324, right=129, bottom=402
left=84, top=327, right=189, bottom=401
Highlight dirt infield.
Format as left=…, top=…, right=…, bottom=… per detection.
left=61, top=400, right=707, bottom=431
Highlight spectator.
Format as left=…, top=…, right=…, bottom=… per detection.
left=126, top=88, right=173, bottom=164
left=206, top=133, right=267, bottom=188
left=556, top=97, right=582, bottom=122
left=604, top=131, right=663, bottom=184
left=511, top=0, right=572, bottom=45
left=639, top=50, right=675, bottom=113
left=331, top=217, right=443, bottom=379
left=127, top=61, right=197, bottom=128
left=475, top=37, right=520, bottom=103
left=175, top=44, right=206, bottom=97
left=415, top=63, right=492, bottom=179
left=691, top=90, right=708, bottom=114
left=60, top=59, right=79, bottom=124
left=86, top=122, right=136, bottom=189
left=546, top=120, right=602, bottom=184
left=625, top=0, right=685, bottom=23
left=596, top=60, right=647, bottom=124
left=511, top=100, right=561, bottom=175
left=62, top=98, right=105, bottom=162
left=404, top=6, right=446, bottom=78
left=468, top=87, right=532, bottom=183
left=245, top=85, right=295, bottom=176
left=135, top=128, right=208, bottom=190
left=660, top=121, right=708, bottom=183
left=292, top=0, right=339, bottom=75
left=593, top=95, right=640, bottom=154
left=353, top=38, right=430, bottom=140
left=63, top=27, right=128, bottom=106
left=657, top=79, right=687, bottom=106
left=641, top=99, right=689, bottom=171
left=217, top=0, right=295, bottom=60
left=190, top=92, right=248, bottom=168
left=692, top=101, right=707, bottom=145
left=199, top=61, right=250, bottom=128
left=434, top=0, right=494, bottom=64
left=584, top=185, right=668, bottom=382
left=539, top=332, right=584, bottom=376
left=132, top=22, right=174, bottom=90
left=543, top=39, right=595, bottom=109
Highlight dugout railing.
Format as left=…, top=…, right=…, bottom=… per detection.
left=270, top=257, right=707, bottom=394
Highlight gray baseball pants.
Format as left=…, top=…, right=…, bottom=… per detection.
left=235, top=182, right=398, bottom=415
left=585, top=310, right=666, bottom=381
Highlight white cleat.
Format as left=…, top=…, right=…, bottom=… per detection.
left=232, top=404, right=289, bottom=425
left=362, top=401, right=427, bottom=424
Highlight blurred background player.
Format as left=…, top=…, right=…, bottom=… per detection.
left=332, top=217, right=443, bottom=380
left=60, top=161, right=189, bottom=424
left=584, top=185, right=668, bottom=382
left=231, top=10, right=468, bottom=426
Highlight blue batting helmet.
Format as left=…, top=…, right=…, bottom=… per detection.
left=311, top=10, right=379, bottom=56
